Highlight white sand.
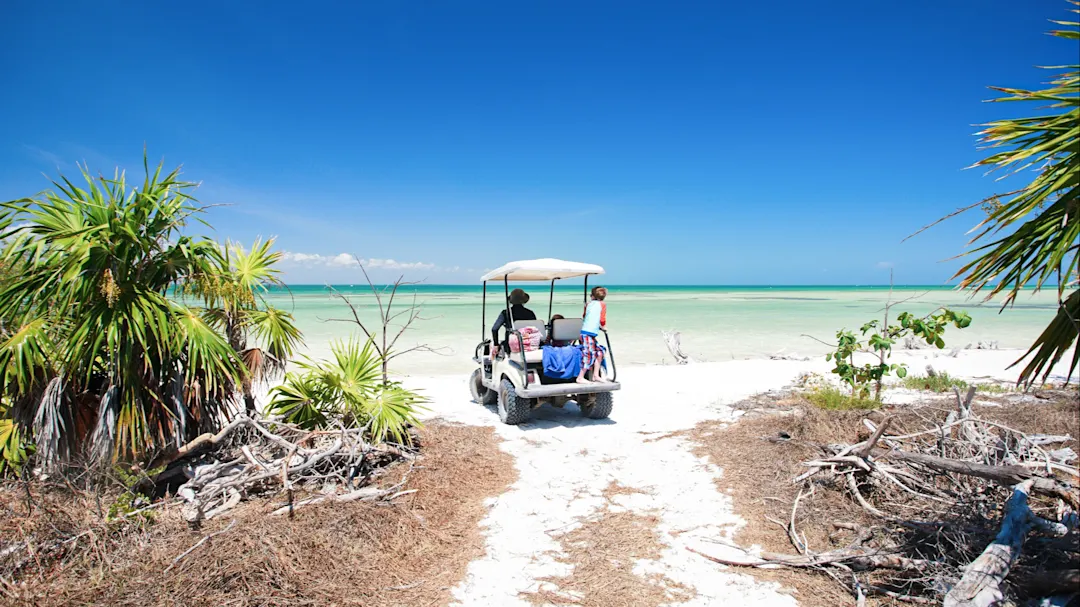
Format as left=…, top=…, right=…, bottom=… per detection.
left=404, top=349, right=1076, bottom=606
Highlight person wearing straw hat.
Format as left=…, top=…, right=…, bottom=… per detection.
left=491, top=288, right=537, bottom=356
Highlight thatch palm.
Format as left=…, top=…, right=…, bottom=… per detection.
left=269, top=337, right=425, bottom=444
left=954, top=13, right=1078, bottom=385
left=188, top=239, right=303, bottom=414
left=0, top=159, right=246, bottom=469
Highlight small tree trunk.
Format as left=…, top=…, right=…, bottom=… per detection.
left=874, top=353, right=885, bottom=401
left=243, top=387, right=256, bottom=416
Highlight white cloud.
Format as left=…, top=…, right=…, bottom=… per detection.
left=875, top=261, right=894, bottom=269
left=366, top=258, right=436, bottom=271
left=329, top=253, right=357, bottom=267
left=282, top=252, right=325, bottom=264
left=281, top=251, right=442, bottom=272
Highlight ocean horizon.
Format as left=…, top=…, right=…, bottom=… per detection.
left=252, top=284, right=1064, bottom=377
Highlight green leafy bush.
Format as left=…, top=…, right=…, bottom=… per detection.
left=268, top=338, right=426, bottom=444
left=826, top=308, right=971, bottom=399
left=901, top=372, right=969, bottom=393
left=805, top=387, right=881, bottom=411
left=107, top=464, right=164, bottom=521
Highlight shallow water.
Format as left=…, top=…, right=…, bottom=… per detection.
left=260, top=285, right=1064, bottom=376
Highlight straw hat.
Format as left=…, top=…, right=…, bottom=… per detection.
left=509, top=288, right=530, bottom=305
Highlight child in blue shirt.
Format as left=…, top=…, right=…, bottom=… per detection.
left=577, top=286, right=609, bottom=383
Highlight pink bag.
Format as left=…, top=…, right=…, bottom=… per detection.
left=509, top=326, right=542, bottom=352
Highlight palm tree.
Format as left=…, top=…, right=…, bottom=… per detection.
left=0, top=157, right=247, bottom=470
left=187, top=238, right=303, bottom=415
left=952, top=10, right=1078, bottom=385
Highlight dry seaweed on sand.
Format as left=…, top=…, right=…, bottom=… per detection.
left=686, top=386, right=1080, bottom=607
left=522, top=482, right=694, bottom=607
left=0, top=422, right=516, bottom=607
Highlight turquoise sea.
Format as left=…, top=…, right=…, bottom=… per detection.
left=259, top=284, right=1064, bottom=376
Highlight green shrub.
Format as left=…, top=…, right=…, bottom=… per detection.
left=268, top=337, right=426, bottom=444
left=107, top=464, right=164, bottom=522
left=901, top=372, right=968, bottom=393
left=824, top=308, right=971, bottom=400
left=805, top=387, right=882, bottom=411
left=972, top=382, right=1015, bottom=394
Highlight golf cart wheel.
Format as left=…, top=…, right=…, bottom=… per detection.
left=579, top=391, right=614, bottom=419
left=498, top=379, right=531, bottom=425
left=470, top=369, right=497, bottom=405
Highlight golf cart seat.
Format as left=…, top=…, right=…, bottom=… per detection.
left=551, top=318, right=583, bottom=342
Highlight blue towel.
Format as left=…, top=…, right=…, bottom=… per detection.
left=542, top=345, right=581, bottom=379
left=541, top=345, right=608, bottom=380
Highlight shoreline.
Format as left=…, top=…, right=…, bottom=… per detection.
left=398, top=347, right=1076, bottom=385
left=256, top=347, right=1076, bottom=412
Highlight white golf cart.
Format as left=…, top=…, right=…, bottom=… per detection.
left=469, top=258, right=620, bottom=424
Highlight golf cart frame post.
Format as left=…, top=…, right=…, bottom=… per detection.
left=478, top=266, right=617, bottom=390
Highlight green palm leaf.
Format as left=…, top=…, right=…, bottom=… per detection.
left=954, top=13, right=1079, bottom=385
left=268, top=372, right=330, bottom=429
left=266, top=337, right=425, bottom=443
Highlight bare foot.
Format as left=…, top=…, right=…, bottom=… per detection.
left=575, top=377, right=593, bottom=384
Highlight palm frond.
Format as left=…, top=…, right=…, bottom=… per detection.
left=33, top=376, right=73, bottom=473
left=954, top=17, right=1079, bottom=385
left=266, top=337, right=424, bottom=443
left=1014, top=289, right=1080, bottom=384
left=267, top=372, right=329, bottom=429
left=362, top=385, right=426, bottom=444
left=245, top=307, right=303, bottom=363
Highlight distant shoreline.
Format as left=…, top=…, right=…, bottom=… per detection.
left=267, top=284, right=1058, bottom=290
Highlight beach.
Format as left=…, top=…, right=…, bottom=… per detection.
left=398, top=349, right=1075, bottom=605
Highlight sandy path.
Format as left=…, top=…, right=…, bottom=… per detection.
left=408, top=350, right=1074, bottom=606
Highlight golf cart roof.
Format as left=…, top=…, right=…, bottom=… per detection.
left=481, top=258, right=605, bottom=282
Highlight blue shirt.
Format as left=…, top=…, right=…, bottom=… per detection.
left=582, top=300, right=604, bottom=336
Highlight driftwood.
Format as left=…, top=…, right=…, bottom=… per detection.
left=944, top=479, right=1080, bottom=607
left=880, top=450, right=1080, bottom=509
left=686, top=545, right=941, bottom=572
left=692, top=384, right=1080, bottom=606
left=270, top=486, right=387, bottom=516
left=661, top=330, right=692, bottom=364
left=168, top=415, right=414, bottom=525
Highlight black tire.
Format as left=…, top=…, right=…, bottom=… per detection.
left=579, top=391, right=614, bottom=419
left=470, top=369, right=497, bottom=405
left=498, top=379, right=531, bottom=425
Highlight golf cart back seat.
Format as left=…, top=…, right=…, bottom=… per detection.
left=551, top=318, right=583, bottom=342
left=510, top=318, right=585, bottom=366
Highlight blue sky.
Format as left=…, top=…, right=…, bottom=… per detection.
left=1, top=1, right=1075, bottom=285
